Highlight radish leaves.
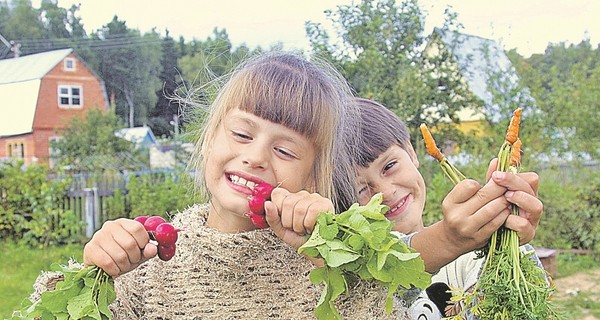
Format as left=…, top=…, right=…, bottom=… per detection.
left=299, top=193, right=431, bottom=320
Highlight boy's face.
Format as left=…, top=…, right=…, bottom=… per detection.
left=204, top=108, right=316, bottom=231
left=356, top=144, right=426, bottom=234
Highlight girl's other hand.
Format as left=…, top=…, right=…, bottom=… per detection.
left=265, top=187, right=333, bottom=251
left=83, top=218, right=157, bottom=277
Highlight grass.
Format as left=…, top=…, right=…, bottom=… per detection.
left=0, top=241, right=84, bottom=319
left=553, top=252, right=600, bottom=319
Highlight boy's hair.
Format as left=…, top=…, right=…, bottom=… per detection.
left=354, top=98, right=411, bottom=167
left=190, top=51, right=360, bottom=211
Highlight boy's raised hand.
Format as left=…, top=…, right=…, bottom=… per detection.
left=486, top=158, right=543, bottom=245
left=264, top=187, right=333, bottom=251
left=83, top=218, right=157, bottom=277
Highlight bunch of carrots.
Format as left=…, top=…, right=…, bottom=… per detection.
left=420, top=108, right=561, bottom=319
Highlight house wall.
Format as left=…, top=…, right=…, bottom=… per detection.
left=29, top=53, right=109, bottom=164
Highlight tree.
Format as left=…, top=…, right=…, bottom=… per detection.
left=149, top=30, right=183, bottom=137
left=93, top=16, right=162, bottom=127
left=305, top=0, right=476, bottom=145
left=50, top=108, right=143, bottom=172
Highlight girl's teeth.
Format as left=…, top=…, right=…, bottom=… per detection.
left=230, top=175, right=257, bottom=189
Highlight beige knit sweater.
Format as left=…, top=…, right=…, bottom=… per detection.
left=35, top=204, right=411, bottom=320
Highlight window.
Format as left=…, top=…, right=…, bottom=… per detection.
left=58, top=85, right=83, bottom=108
left=8, top=142, right=24, bottom=159
left=64, top=58, right=76, bottom=71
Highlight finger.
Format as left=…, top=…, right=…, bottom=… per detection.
left=264, top=200, right=285, bottom=237
left=83, top=242, right=121, bottom=277
left=271, top=188, right=293, bottom=228
left=444, top=179, right=481, bottom=205
left=491, top=171, right=535, bottom=196
left=505, top=215, right=535, bottom=244
left=451, top=179, right=506, bottom=217
left=121, top=219, right=151, bottom=250
left=485, top=158, right=499, bottom=182
left=475, top=206, right=511, bottom=242
left=505, top=191, right=543, bottom=228
left=141, top=242, right=158, bottom=261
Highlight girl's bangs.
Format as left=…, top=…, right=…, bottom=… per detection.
left=225, top=63, right=337, bottom=145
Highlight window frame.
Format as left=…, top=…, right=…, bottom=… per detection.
left=57, top=85, right=83, bottom=108
left=64, top=58, right=76, bottom=71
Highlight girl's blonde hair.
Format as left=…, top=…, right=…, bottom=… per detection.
left=189, top=51, right=360, bottom=211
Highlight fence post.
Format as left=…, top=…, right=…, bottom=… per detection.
left=84, top=187, right=99, bottom=238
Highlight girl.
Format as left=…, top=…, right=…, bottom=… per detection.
left=353, top=97, right=545, bottom=318
left=75, top=53, right=410, bottom=319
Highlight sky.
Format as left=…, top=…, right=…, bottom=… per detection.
left=33, top=0, right=600, bottom=58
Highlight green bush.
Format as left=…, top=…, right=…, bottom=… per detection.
left=0, top=162, right=83, bottom=247
left=533, top=166, right=600, bottom=251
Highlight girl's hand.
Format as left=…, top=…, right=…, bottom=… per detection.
left=83, top=218, right=157, bottom=277
left=265, top=188, right=333, bottom=251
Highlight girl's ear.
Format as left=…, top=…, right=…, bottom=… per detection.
left=407, top=141, right=420, bottom=168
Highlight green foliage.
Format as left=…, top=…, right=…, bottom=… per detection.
left=0, top=242, right=84, bottom=319
left=50, top=108, right=144, bottom=172
left=533, top=167, right=600, bottom=251
left=121, top=171, right=199, bottom=219
left=299, top=193, right=431, bottom=319
left=11, top=263, right=115, bottom=320
left=0, top=162, right=83, bottom=247
left=306, top=0, right=476, bottom=145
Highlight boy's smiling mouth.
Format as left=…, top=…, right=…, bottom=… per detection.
left=385, top=194, right=411, bottom=218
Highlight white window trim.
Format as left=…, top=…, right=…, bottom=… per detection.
left=64, top=58, right=76, bottom=71
left=58, top=85, right=83, bottom=108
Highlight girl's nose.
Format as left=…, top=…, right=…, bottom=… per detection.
left=242, top=143, right=269, bottom=169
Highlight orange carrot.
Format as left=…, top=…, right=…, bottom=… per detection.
left=505, top=108, right=523, bottom=144
left=420, top=124, right=444, bottom=161
left=510, top=138, right=522, bottom=166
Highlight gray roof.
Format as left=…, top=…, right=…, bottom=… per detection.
left=431, top=28, right=534, bottom=120
left=0, top=49, right=73, bottom=137
left=0, top=48, right=73, bottom=84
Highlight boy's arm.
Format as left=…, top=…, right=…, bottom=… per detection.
left=411, top=169, right=542, bottom=273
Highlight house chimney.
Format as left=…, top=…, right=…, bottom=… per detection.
left=10, top=40, right=21, bottom=58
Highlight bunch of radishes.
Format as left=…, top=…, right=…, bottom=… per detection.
left=134, top=215, right=180, bottom=261
left=245, top=182, right=274, bottom=229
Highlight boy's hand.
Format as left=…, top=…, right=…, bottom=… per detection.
left=486, top=158, right=543, bottom=245
left=83, top=218, right=157, bottom=277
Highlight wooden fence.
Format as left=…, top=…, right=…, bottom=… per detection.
left=58, top=170, right=179, bottom=237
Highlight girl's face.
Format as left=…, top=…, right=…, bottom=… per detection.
left=204, top=108, right=317, bottom=232
left=356, top=144, right=426, bottom=234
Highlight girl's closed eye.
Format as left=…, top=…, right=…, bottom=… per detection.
left=231, top=130, right=253, bottom=142
left=274, top=146, right=299, bottom=159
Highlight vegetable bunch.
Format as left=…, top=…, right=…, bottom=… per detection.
left=11, top=262, right=116, bottom=320
left=134, top=215, right=181, bottom=261
left=420, top=108, right=560, bottom=319
left=298, top=193, right=431, bottom=320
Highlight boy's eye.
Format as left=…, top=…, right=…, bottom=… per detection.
left=383, top=160, right=397, bottom=173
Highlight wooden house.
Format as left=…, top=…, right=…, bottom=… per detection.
left=0, top=48, right=109, bottom=165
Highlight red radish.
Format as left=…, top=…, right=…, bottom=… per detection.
left=158, top=243, right=176, bottom=261
left=253, top=182, right=274, bottom=199
left=248, top=196, right=266, bottom=215
left=144, top=216, right=166, bottom=232
left=154, top=222, right=180, bottom=245
left=134, top=215, right=149, bottom=225
left=246, top=211, right=269, bottom=229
